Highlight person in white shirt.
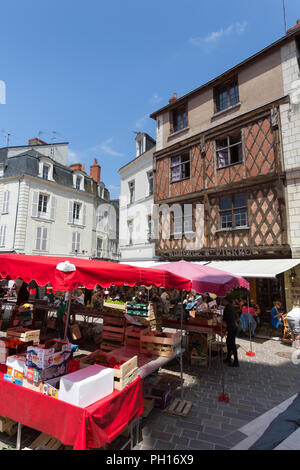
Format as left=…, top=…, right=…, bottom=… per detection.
left=286, top=307, right=300, bottom=349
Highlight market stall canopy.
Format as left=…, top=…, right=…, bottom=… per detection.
left=193, top=259, right=300, bottom=279
left=153, top=260, right=249, bottom=297
left=0, top=254, right=191, bottom=292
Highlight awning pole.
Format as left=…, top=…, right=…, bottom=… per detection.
left=180, top=291, right=184, bottom=400
left=64, top=290, right=72, bottom=341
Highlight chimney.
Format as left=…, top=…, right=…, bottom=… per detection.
left=169, top=93, right=178, bottom=104
left=287, top=19, right=300, bottom=33
left=82, top=164, right=85, bottom=173
left=69, top=163, right=82, bottom=172
left=90, top=158, right=101, bottom=183
left=28, top=137, right=47, bottom=146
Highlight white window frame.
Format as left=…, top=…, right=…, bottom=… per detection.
left=72, top=172, right=84, bottom=191
left=129, top=181, right=135, bottom=204
left=148, top=171, right=154, bottom=196
left=128, top=220, right=133, bottom=245
left=38, top=158, right=54, bottom=181
left=68, top=201, right=86, bottom=226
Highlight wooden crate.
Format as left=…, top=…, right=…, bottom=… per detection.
left=140, top=330, right=181, bottom=358
left=0, top=415, right=18, bottom=436
left=6, top=327, right=40, bottom=344
left=113, top=355, right=138, bottom=391
left=100, top=341, right=123, bottom=353
left=124, top=326, right=149, bottom=347
left=23, top=433, right=62, bottom=450
left=102, top=325, right=125, bottom=343
left=103, top=314, right=125, bottom=327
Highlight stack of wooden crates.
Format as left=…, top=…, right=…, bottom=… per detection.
left=100, top=310, right=126, bottom=353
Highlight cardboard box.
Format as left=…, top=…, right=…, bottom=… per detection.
left=59, top=365, right=114, bottom=408
left=26, top=340, right=71, bottom=370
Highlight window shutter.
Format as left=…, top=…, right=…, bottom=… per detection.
left=2, top=190, right=9, bottom=214
left=77, top=232, right=80, bottom=252
left=42, top=227, right=48, bottom=251
left=32, top=191, right=39, bottom=218
left=50, top=196, right=57, bottom=220
left=68, top=200, right=73, bottom=224
left=0, top=225, right=6, bottom=246
left=35, top=227, right=42, bottom=250
left=82, top=204, right=87, bottom=226
left=72, top=232, right=76, bottom=252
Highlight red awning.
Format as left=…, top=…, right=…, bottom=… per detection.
left=0, top=254, right=191, bottom=292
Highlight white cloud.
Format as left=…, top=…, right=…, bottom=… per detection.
left=189, top=21, right=247, bottom=47
left=93, top=138, right=124, bottom=158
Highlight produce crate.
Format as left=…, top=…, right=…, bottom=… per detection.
left=124, top=326, right=149, bottom=347
left=103, top=313, right=126, bottom=327
left=102, top=325, right=125, bottom=344
left=140, top=330, right=181, bottom=358
left=0, top=415, right=18, bottom=436
left=23, top=433, right=62, bottom=450
left=100, top=340, right=123, bottom=353
left=113, top=356, right=138, bottom=391
left=126, top=302, right=155, bottom=320
left=6, top=327, right=40, bottom=344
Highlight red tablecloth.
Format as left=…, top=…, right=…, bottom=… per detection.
left=0, top=369, right=143, bottom=450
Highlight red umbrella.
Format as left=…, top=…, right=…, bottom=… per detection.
left=154, top=260, right=249, bottom=296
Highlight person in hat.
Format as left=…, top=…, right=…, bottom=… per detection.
left=221, top=295, right=239, bottom=367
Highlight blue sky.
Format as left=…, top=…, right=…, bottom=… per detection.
left=0, top=0, right=299, bottom=198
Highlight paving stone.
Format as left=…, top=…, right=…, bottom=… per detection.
left=151, top=430, right=173, bottom=442
left=189, top=439, right=214, bottom=450
left=154, top=440, right=177, bottom=450
left=182, top=429, right=199, bottom=439
left=171, top=436, right=190, bottom=447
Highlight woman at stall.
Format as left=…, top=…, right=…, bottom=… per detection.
left=270, top=301, right=283, bottom=329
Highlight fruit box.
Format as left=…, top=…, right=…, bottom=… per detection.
left=140, top=330, right=181, bottom=358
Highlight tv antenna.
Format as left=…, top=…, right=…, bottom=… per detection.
left=283, top=0, right=287, bottom=34
left=1, top=129, right=11, bottom=147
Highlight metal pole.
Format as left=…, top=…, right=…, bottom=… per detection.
left=64, top=290, right=72, bottom=341
left=180, top=291, right=184, bottom=400
left=16, top=423, right=22, bottom=450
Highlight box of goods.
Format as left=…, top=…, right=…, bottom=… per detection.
left=124, top=326, right=149, bottom=347
left=42, top=377, right=61, bottom=399
left=140, top=330, right=181, bottom=358
left=6, top=327, right=40, bottom=344
left=103, top=311, right=126, bottom=327
left=80, top=350, right=138, bottom=391
left=59, top=365, right=114, bottom=408
left=26, top=339, right=71, bottom=371
left=5, top=354, right=26, bottom=386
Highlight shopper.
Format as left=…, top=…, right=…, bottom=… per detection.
left=270, top=301, right=283, bottom=329
left=285, top=307, right=300, bottom=349
left=221, top=296, right=239, bottom=367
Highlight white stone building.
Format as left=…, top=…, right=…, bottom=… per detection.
left=118, top=133, right=157, bottom=262
left=0, top=138, right=119, bottom=260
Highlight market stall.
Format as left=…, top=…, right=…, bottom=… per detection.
left=0, top=253, right=191, bottom=450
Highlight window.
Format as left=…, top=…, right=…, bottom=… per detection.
left=42, top=164, right=49, bottom=180
left=215, top=80, right=239, bottom=113
left=148, top=171, right=154, bottom=196
left=2, top=190, right=9, bottom=214
left=216, top=131, right=243, bottom=168
left=184, top=205, right=193, bottom=234
left=128, top=220, right=133, bottom=245
left=171, top=107, right=188, bottom=133
left=38, top=194, right=48, bottom=215
left=171, top=154, right=190, bottom=182
left=73, top=202, right=81, bottom=221
left=72, top=232, right=80, bottom=253
left=129, top=181, right=135, bottom=204
left=0, top=225, right=6, bottom=247
left=96, top=237, right=102, bottom=257
left=220, top=194, right=247, bottom=229
left=75, top=176, right=81, bottom=190
left=147, top=215, right=153, bottom=241
left=35, top=227, right=48, bottom=251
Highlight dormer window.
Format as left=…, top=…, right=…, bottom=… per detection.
left=76, top=176, right=81, bottom=190
left=42, top=164, right=50, bottom=180
left=38, top=158, right=54, bottom=181
left=73, top=173, right=84, bottom=191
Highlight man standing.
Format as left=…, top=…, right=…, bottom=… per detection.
left=222, top=296, right=239, bottom=367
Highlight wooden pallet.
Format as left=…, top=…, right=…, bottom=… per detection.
left=0, top=415, right=18, bottom=436
left=167, top=399, right=193, bottom=417
left=23, top=433, right=62, bottom=450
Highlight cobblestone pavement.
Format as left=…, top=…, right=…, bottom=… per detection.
left=1, top=336, right=300, bottom=450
